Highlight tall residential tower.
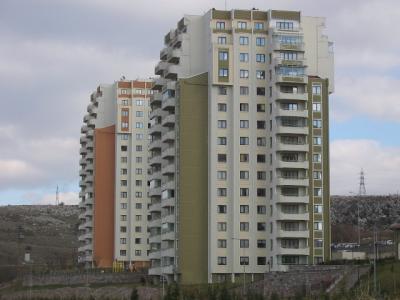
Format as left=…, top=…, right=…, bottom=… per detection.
left=148, top=8, right=333, bottom=284
left=78, top=79, right=153, bottom=270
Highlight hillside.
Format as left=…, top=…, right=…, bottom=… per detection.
left=0, top=205, right=79, bottom=282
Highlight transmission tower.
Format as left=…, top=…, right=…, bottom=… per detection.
left=56, top=185, right=59, bottom=205
left=358, top=169, right=366, bottom=196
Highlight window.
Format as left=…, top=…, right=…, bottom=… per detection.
left=240, top=171, right=249, bottom=180
left=121, top=180, right=127, bottom=186
left=120, top=203, right=127, bottom=209
left=120, top=250, right=126, bottom=256
left=314, top=222, right=323, bottom=231
left=240, top=154, right=249, bottom=163
left=135, top=250, right=142, bottom=256
left=257, top=104, right=265, bottom=112
left=135, top=168, right=142, bottom=175
left=135, top=180, right=142, bottom=187
left=312, top=85, right=321, bottom=95
left=136, top=157, right=142, bottom=163
left=277, top=21, right=294, bottom=30
left=240, top=239, right=249, bottom=248
left=218, top=120, right=227, bottom=128
left=313, top=154, right=321, bottom=163
left=218, top=154, right=227, bottom=162
left=218, top=239, right=227, bottom=248
left=314, top=239, right=323, bottom=248
left=120, top=215, right=127, bottom=221
left=135, top=122, right=144, bottom=128
left=240, top=120, right=249, bottom=128
left=136, top=111, right=144, bottom=117
left=219, top=68, right=229, bottom=77
left=136, top=100, right=144, bottom=106
left=314, top=188, right=322, bottom=197
left=121, top=110, right=129, bottom=117
left=121, top=168, right=128, bottom=175
left=239, top=53, right=249, bottom=62
left=313, top=171, right=322, bottom=180
left=240, top=86, right=249, bottom=95
left=257, top=154, right=266, bottom=163
left=239, top=36, right=249, bottom=45
left=218, top=103, right=227, bottom=111
left=120, top=226, right=127, bottom=233
left=218, top=36, right=227, bottom=44
left=121, top=89, right=127, bottom=95
left=240, top=205, right=249, bottom=213
left=240, top=188, right=249, bottom=197
left=136, top=145, right=142, bottom=151
left=240, top=69, right=249, bottom=78
left=257, top=240, right=266, bottom=248
left=257, top=137, right=266, bottom=146
left=257, top=87, right=265, bottom=96
left=135, top=226, right=142, bottom=233
left=136, top=203, right=142, bottom=209
left=217, top=222, right=227, bottom=231
left=121, top=100, right=129, bottom=106
left=240, top=222, right=249, bottom=231
left=240, top=103, right=249, bottom=111
left=121, top=157, right=127, bottom=163
left=255, top=22, right=264, bottom=30
left=217, top=205, right=227, bottom=213
left=240, top=256, right=249, bottom=265
left=313, top=103, right=321, bottom=112
left=256, top=37, right=265, bottom=46
left=219, top=86, right=227, bottom=95
left=136, top=133, right=143, bottom=140
left=217, top=171, right=227, bottom=180
left=257, top=205, right=266, bottom=214
left=257, top=188, right=266, bottom=197
left=216, top=21, right=225, bottom=29
left=256, top=53, right=265, bottom=63
left=120, top=238, right=127, bottom=244
left=257, top=257, right=266, bottom=265
left=121, top=134, right=129, bottom=140
left=313, top=137, right=322, bottom=145
left=217, top=188, right=227, bottom=197
left=257, top=171, right=266, bottom=180
left=314, top=205, right=323, bottom=214
left=217, top=256, right=227, bottom=265
left=257, top=121, right=266, bottom=129
left=240, top=137, right=249, bottom=145
left=257, top=222, right=266, bottom=231
left=219, top=51, right=228, bottom=61
left=256, top=70, right=265, bottom=79
left=284, top=103, right=298, bottom=110
left=135, top=238, right=141, bottom=244
left=135, top=215, right=142, bottom=221
left=121, top=122, right=129, bottom=129
left=238, top=21, right=247, bottom=29
left=313, top=119, right=322, bottom=128
left=217, top=137, right=227, bottom=145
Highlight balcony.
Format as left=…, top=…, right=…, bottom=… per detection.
left=161, top=247, right=175, bottom=258
left=153, top=78, right=166, bottom=91
left=161, top=180, right=175, bottom=191
left=275, top=91, right=308, bottom=101
left=79, top=158, right=87, bottom=166
left=276, top=109, right=308, bottom=118
left=81, top=125, right=88, bottom=134
left=148, top=217, right=162, bottom=228
left=162, top=96, right=175, bottom=110
left=161, top=147, right=175, bottom=159
left=86, top=140, right=94, bottom=150
left=276, top=195, right=309, bottom=203
left=276, top=160, right=309, bottom=169
left=276, top=75, right=308, bottom=84
left=149, top=266, right=162, bottom=276
left=79, top=180, right=86, bottom=187
left=155, top=61, right=169, bottom=75
left=162, top=114, right=175, bottom=127
left=149, top=201, right=161, bottom=213
left=161, top=164, right=175, bottom=175
left=162, top=130, right=175, bottom=143
left=276, top=211, right=309, bottom=221
left=166, top=80, right=176, bottom=91
left=165, top=64, right=179, bottom=79
left=274, top=57, right=307, bottom=67
left=275, top=125, right=308, bottom=135
left=161, top=230, right=175, bottom=241
left=276, top=143, right=309, bottom=152
left=86, top=152, right=94, bottom=160
left=149, top=187, right=162, bottom=197
left=276, top=177, right=309, bottom=186
left=163, top=213, right=175, bottom=224
left=278, top=247, right=310, bottom=256
left=80, top=136, right=88, bottom=144
left=87, top=118, right=96, bottom=127
left=276, top=229, right=309, bottom=239
left=167, top=48, right=181, bottom=64
left=85, top=174, right=93, bottom=184
left=272, top=40, right=305, bottom=52
left=150, top=107, right=162, bottom=120
left=87, top=129, right=94, bottom=137
left=162, top=197, right=175, bottom=208
left=149, top=234, right=161, bottom=245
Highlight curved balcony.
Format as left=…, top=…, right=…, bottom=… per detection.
left=153, top=78, right=166, bottom=91
left=155, top=61, right=169, bottom=75
left=151, top=92, right=163, bottom=104
left=161, top=130, right=175, bottom=143
left=81, top=125, right=88, bottom=134
left=276, top=195, right=309, bottom=203
left=149, top=139, right=162, bottom=151
left=273, top=57, right=307, bottom=67
left=278, top=247, right=310, bottom=256
left=150, top=107, right=162, bottom=120
left=149, top=187, right=162, bottom=197
left=275, top=91, right=308, bottom=101
left=276, top=212, right=309, bottom=221
left=161, top=147, right=175, bottom=159
left=149, top=123, right=162, bottom=135
left=275, top=125, right=308, bottom=135
left=149, top=201, right=161, bottom=213
left=167, top=48, right=181, bottom=64
left=165, top=64, right=179, bottom=80
left=162, top=97, right=175, bottom=110
left=276, top=177, right=309, bottom=186
left=276, top=160, right=309, bottom=169
left=149, top=170, right=161, bottom=181
left=276, top=74, right=308, bottom=85
left=161, top=164, right=175, bottom=175
left=276, top=142, right=309, bottom=152
left=161, top=197, right=175, bottom=208
left=276, top=109, right=308, bottom=118
left=276, top=229, right=309, bottom=239
left=162, top=114, right=175, bottom=127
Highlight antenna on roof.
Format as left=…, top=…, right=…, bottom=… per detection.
left=358, top=169, right=366, bottom=196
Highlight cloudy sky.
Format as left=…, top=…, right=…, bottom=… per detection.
left=0, top=0, right=399, bottom=205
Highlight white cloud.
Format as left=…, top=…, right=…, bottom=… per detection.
left=330, top=139, right=400, bottom=195
left=0, top=160, right=42, bottom=182
left=332, top=76, right=400, bottom=122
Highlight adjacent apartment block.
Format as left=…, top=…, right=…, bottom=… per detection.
left=78, top=79, right=153, bottom=270
left=148, top=8, right=334, bottom=284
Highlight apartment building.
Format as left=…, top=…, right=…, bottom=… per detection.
left=148, top=8, right=334, bottom=284
left=78, top=79, right=153, bottom=270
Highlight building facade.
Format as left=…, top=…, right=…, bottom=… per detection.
left=148, top=8, right=334, bottom=284
left=78, top=79, right=153, bottom=270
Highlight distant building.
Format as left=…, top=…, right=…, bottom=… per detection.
left=147, top=8, right=334, bottom=284
left=390, top=219, right=400, bottom=260
left=78, top=79, right=153, bottom=269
